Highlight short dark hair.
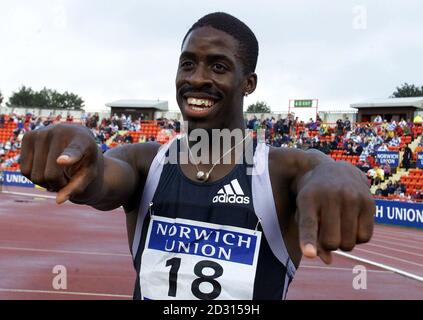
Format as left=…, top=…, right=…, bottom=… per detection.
left=182, top=12, right=259, bottom=75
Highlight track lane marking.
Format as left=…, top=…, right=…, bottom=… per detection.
left=0, top=288, right=131, bottom=298
left=334, top=251, right=423, bottom=282
left=0, top=246, right=131, bottom=257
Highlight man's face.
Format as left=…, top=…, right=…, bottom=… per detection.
left=175, top=26, right=253, bottom=130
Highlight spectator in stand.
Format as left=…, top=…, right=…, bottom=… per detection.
left=367, top=166, right=384, bottom=186
left=374, top=115, right=383, bottom=123
left=377, top=143, right=389, bottom=152
left=389, top=134, right=401, bottom=147
left=114, top=133, right=124, bottom=143
left=282, top=118, right=290, bottom=135
left=246, top=115, right=257, bottom=130
left=367, top=167, right=377, bottom=184
left=319, top=123, right=328, bottom=136
left=344, top=117, right=351, bottom=132
left=272, top=134, right=282, bottom=147
left=319, top=141, right=331, bottom=155
left=399, top=182, right=406, bottom=195
left=352, top=142, right=363, bottom=156
left=123, top=133, right=133, bottom=144
left=402, top=144, right=412, bottom=171
left=356, top=160, right=371, bottom=173
left=345, top=143, right=354, bottom=155
left=411, top=189, right=423, bottom=201
left=306, top=118, right=317, bottom=131
left=335, top=118, right=344, bottom=136
left=382, top=163, right=392, bottom=178
left=414, top=114, right=422, bottom=125
left=381, top=185, right=389, bottom=197
left=66, top=113, right=74, bottom=122
left=174, top=120, right=181, bottom=133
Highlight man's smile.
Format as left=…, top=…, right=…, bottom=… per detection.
left=184, top=96, right=219, bottom=117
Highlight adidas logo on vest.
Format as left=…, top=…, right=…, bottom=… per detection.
left=213, top=179, right=250, bottom=204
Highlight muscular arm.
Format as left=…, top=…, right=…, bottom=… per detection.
left=70, top=142, right=161, bottom=211
left=20, top=123, right=161, bottom=212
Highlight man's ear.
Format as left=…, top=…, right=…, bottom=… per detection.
left=244, top=73, right=257, bottom=96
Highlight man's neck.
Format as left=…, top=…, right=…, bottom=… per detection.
left=183, top=123, right=250, bottom=166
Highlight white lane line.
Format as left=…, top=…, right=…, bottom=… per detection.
left=0, top=288, right=132, bottom=298
left=370, top=238, right=423, bottom=251
left=353, top=247, right=423, bottom=268
left=334, top=251, right=423, bottom=282
left=1, top=191, right=56, bottom=199
left=0, top=246, right=131, bottom=257
left=299, top=265, right=392, bottom=274
left=374, top=233, right=423, bottom=245
left=362, top=242, right=423, bottom=259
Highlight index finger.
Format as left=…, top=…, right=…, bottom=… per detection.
left=56, top=139, right=88, bottom=167
left=56, top=165, right=96, bottom=204
left=296, top=195, right=319, bottom=258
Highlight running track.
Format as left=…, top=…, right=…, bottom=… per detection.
left=0, top=187, right=422, bottom=300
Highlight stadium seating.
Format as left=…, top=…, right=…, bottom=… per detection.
left=2, top=113, right=422, bottom=200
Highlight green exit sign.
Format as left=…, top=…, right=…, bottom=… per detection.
left=294, top=100, right=313, bottom=108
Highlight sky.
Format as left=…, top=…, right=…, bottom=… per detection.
left=0, top=0, right=422, bottom=113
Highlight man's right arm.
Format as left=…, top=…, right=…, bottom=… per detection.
left=20, top=123, right=160, bottom=211
left=81, top=142, right=160, bottom=211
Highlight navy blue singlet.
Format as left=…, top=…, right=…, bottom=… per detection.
left=131, top=138, right=296, bottom=300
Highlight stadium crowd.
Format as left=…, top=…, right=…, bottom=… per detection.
left=1, top=111, right=422, bottom=201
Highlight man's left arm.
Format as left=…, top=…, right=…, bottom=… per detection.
left=290, top=149, right=375, bottom=264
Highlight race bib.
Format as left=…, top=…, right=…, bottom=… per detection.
left=139, top=216, right=262, bottom=300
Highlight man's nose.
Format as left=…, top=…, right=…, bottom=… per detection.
left=187, top=64, right=212, bottom=87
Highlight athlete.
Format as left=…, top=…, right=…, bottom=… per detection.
left=19, top=12, right=375, bottom=300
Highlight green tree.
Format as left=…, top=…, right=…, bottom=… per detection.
left=7, top=86, right=84, bottom=110
left=391, top=83, right=423, bottom=98
left=246, top=101, right=271, bottom=113
left=7, top=86, right=35, bottom=107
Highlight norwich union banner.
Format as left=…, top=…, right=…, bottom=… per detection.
left=0, top=171, right=34, bottom=187
left=375, top=151, right=400, bottom=167
left=375, top=199, right=423, bottom=229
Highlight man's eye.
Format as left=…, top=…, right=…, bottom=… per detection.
left=212, top=63, right=227, bottom=73
left=180, top=61, right=194, bottom=69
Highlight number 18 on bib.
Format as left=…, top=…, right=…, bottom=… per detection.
left=139, top=216, right=262, bottom=300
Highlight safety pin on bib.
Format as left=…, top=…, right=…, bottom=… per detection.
left=254, top=217, right=262, bottom=235
left=148, top=202, right=154, bottom=218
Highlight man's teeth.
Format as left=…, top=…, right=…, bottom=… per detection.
left=187, top=97, right=215, bottom=108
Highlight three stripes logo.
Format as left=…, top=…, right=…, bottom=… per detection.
left=212, top=179, right=250, bottom=205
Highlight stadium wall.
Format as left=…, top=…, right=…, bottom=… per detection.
left=0, top=106, right=84, bottom=119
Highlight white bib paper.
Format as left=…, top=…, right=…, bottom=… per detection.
left=139, top=216, right=262, bottom=300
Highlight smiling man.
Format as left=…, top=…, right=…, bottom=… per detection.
left=20, top=12, right=375, bottom=300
